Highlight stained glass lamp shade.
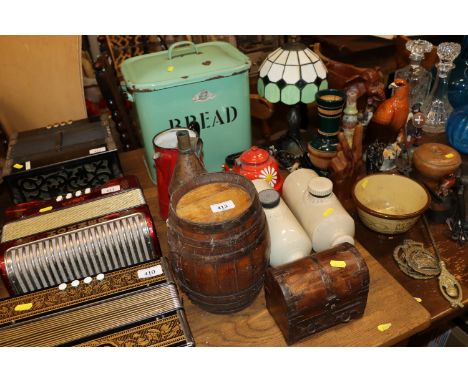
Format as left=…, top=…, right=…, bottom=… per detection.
left=257, top=43, right=328, bottom=105
left=257, top=42, right=328, bottom=158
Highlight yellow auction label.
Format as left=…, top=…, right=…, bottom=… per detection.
left=13, top=163, right=24, bottom=170
left=330, top=260, right=346, bottom=268
left=361, top=179, right=368, bottom=189
left=445, top=153, right=454, bottom=159
left=323, top=208, right=334, bottom=217
left=39, top=206, right=53, bottom=213
left=167, top=65, right=174, bottom=72
left=14, top=303, right=33, bottom=312
left=377, top=323, right=392, bottom=332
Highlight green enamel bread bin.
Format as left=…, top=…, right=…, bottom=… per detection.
left=121, top=41, right=252, bottom=181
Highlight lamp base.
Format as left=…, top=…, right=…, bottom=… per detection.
left=275, top=134, right=304, bottom=157
left=273, top=104, right=306, bottom=161
left=271, top=104, right=322, bottom=170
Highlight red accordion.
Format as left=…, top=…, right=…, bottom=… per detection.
left=0, top=176, right=161, bottom=296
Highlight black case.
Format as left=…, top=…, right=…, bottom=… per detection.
left=3, top=119, right=122, bottom=203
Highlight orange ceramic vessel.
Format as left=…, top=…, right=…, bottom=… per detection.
left=230, top=146, right=284, bottom=193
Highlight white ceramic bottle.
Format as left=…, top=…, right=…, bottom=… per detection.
left=282, top=169, right=355, bottom=252
left=253, top=180, right=312, bottom=267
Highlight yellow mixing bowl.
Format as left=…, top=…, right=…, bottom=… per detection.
left=352, top=174, right=430, bottom=234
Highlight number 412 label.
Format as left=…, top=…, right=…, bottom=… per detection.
left=210, top=200, right=235, bottom=213
left=137, top=265, right=163, bottom=279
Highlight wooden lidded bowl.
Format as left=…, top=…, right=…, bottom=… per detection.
left=412, top=143, right=462, bottom=189
left=352, top=174, right=430, bottom=235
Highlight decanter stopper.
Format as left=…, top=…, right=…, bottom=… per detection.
left=406, top=39, right=433, bottom=61
left=437, top=42, right=461, bottom=70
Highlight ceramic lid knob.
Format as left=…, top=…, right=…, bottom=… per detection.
left=259, top=189, right=280, bottom=209
left=307, top=177, right=333, bottom=197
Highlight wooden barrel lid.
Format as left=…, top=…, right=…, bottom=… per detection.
left=176, top=182, right=252, bottom=224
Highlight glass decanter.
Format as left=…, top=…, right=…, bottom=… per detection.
left=422, top=42, right=461, bottom=134
left=394, top=39, right=433, bottom=108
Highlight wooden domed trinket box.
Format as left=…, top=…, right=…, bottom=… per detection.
left=264, top=242, right=369, bottom=345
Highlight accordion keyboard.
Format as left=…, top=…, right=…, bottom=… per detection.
left=1, top=189, right=146, bottom=242
left=4, top=213, right=155, bottom=295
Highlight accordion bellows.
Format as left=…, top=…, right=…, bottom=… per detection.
left=0, top=259, right=194, bottom=347
left=0, top=176, right=161, bottom=296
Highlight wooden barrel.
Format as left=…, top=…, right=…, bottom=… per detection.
left=167, top=172, right=270, bottom=314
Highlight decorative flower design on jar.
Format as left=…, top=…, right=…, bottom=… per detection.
left=259, top=166, right=278, bottom=187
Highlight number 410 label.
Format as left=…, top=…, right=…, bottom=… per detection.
left=210, top=200, right=235, bottom=213
left=137, top=265, right=163, bottom=279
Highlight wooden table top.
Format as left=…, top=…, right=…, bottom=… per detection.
left=354, top=133, right=468, bottom=324
left=122, top=149, right=431, bottom=346
left=355, top=215, right=468, bottom=323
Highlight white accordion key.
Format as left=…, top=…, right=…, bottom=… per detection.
left=83, top=277, right=92, bottom=284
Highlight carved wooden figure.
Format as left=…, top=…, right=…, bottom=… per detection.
left=312, top=43, right=386, bottom=111
left=329, top=123, right=365, bottom=205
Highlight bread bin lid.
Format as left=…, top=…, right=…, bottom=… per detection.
left=121, top=41, right=251, bottom=92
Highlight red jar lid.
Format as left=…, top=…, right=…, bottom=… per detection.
left=239, top=146, right=269, bottom=165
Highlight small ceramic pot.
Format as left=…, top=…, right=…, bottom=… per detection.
left=412, top=143, right=462, bottom=190
left=352, top=174, right=430, bottom=235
